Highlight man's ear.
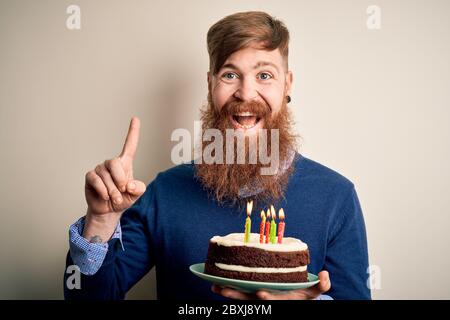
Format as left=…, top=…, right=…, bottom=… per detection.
left=285, top=71, right=293, bottom=96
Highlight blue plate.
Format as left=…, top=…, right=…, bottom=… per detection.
left=189, top=263, right=319, bottom=293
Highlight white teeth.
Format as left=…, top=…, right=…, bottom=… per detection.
left=230, top=114, right=260, bottom=130
left=236, top=112, right=255, bottom=116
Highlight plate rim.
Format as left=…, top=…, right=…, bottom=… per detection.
left=189, top=262, right=320, bottom=288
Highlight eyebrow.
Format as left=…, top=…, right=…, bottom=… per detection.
left=220, top=61, right=280, bottom=73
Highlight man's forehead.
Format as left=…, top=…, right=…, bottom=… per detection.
left=221, top=46, right=284, bottom=72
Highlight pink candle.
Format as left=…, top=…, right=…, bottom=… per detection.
left=259, top=210, right=266, bottom=243
left=265, top=210, right=271, bottom=244
left=277, top=208, right=285, bottom=244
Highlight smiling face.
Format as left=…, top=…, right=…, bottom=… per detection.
left=207, top=44, right=293, bottom=136
left=197, top=11, right=297, bottom=205
left=197, top=44, right=298, bottom=206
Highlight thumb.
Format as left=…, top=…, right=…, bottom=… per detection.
left=315, top=270, right=331, bottom=294
left=126, top=180, right=146, bottom=197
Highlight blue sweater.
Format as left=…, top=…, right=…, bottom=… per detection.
left=64, top=154, right=371, bottom=300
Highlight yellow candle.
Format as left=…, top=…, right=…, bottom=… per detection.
left=244, top=200, right=253, bottom=243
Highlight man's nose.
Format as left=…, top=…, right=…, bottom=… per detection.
left=233, top=77, right=259, bottom=101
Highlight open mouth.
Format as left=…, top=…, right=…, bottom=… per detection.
left=231, top=112, right=262, bottom=130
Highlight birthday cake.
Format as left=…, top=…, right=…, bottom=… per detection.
left=204, top=232, right=310, bottom=283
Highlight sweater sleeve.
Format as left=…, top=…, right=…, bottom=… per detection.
left=68, top=216, right=123, bottom=276
left=324, top=186, right=371, bottom=300
left=63, top=181, right=156, bottom=300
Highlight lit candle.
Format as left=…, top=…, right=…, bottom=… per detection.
left=269, top=205, right=277, bottom=244
left=244, top=200, right=253, bottom=243
left=259, top=210, right=266, bottom=243
left=277, top=208, right=285, bottom=244
left=265, top=209, right=271, bottom=244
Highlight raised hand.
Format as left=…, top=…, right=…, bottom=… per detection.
left=84, top=117, right=146, bottom=219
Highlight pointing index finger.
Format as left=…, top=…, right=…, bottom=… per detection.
left=120, top=117, right=140, bottom=160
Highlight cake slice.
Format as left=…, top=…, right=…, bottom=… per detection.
left=204, top=233, right=310, bottom=283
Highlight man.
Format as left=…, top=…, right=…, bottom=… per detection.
left=64, top=11, right=370, bottom=300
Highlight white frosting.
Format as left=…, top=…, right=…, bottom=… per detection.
left=215, top=263, right=307, bottom=273
left=210, top=233, right=308, bottom=252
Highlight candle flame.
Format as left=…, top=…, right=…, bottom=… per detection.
left=270, top=205, right=276, bottom=219
left=270, top=205, right=277, bottom=219
left=247, top=200, right=253, bottom=216
left=266, top=209, right=270, bottom=219
left=260, top=210, right=265, bottom=219
left=279, top=208, right=285, bottom=220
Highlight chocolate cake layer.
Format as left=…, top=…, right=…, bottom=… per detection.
left=205, top=262, right=309, bottom=283
left=206, top=241, right=310, bottom=268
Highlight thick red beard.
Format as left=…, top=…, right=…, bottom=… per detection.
left=195, top=95, right=298, bottom=207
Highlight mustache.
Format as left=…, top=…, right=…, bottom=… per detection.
left=221, top=99, right=271, bottom=119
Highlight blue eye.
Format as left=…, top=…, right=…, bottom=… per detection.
left=222, top=72, right=238, bottom=80
left=258, top=72, right=273, bottom=80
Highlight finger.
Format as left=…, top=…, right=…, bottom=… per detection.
left=256, top=289, right=296, bottom=300
left=126, top=180, right=146, bottom=197
left=119, top=117, right=140, bottom=161
left=257, top=271, right=331, bottom=300
left=305, top=270, right=331, bottom=297
left=85, top=171, right=109, bottom=201
left=104, top=158, right=127, bottom=192
left=317, top=270, right=331, bottom=293
left=213, top=286, right=255, bottom=300
left=211, top=285, right=221, bottom=294
left=95, top=165, right=123, bottom=205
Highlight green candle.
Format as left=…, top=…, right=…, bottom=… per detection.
left=244, top=200, right=253, bottom=243
left=270, top=218, right=277, bottom=243
left=270, top=205, right=277, bottom=244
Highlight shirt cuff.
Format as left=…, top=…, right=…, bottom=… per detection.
left=315, top=294, right=333, bottom=300
left=68, top=216, right=123, bottom=276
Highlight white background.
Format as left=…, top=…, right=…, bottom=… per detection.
left=0, top=0, right=449, bottom=299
